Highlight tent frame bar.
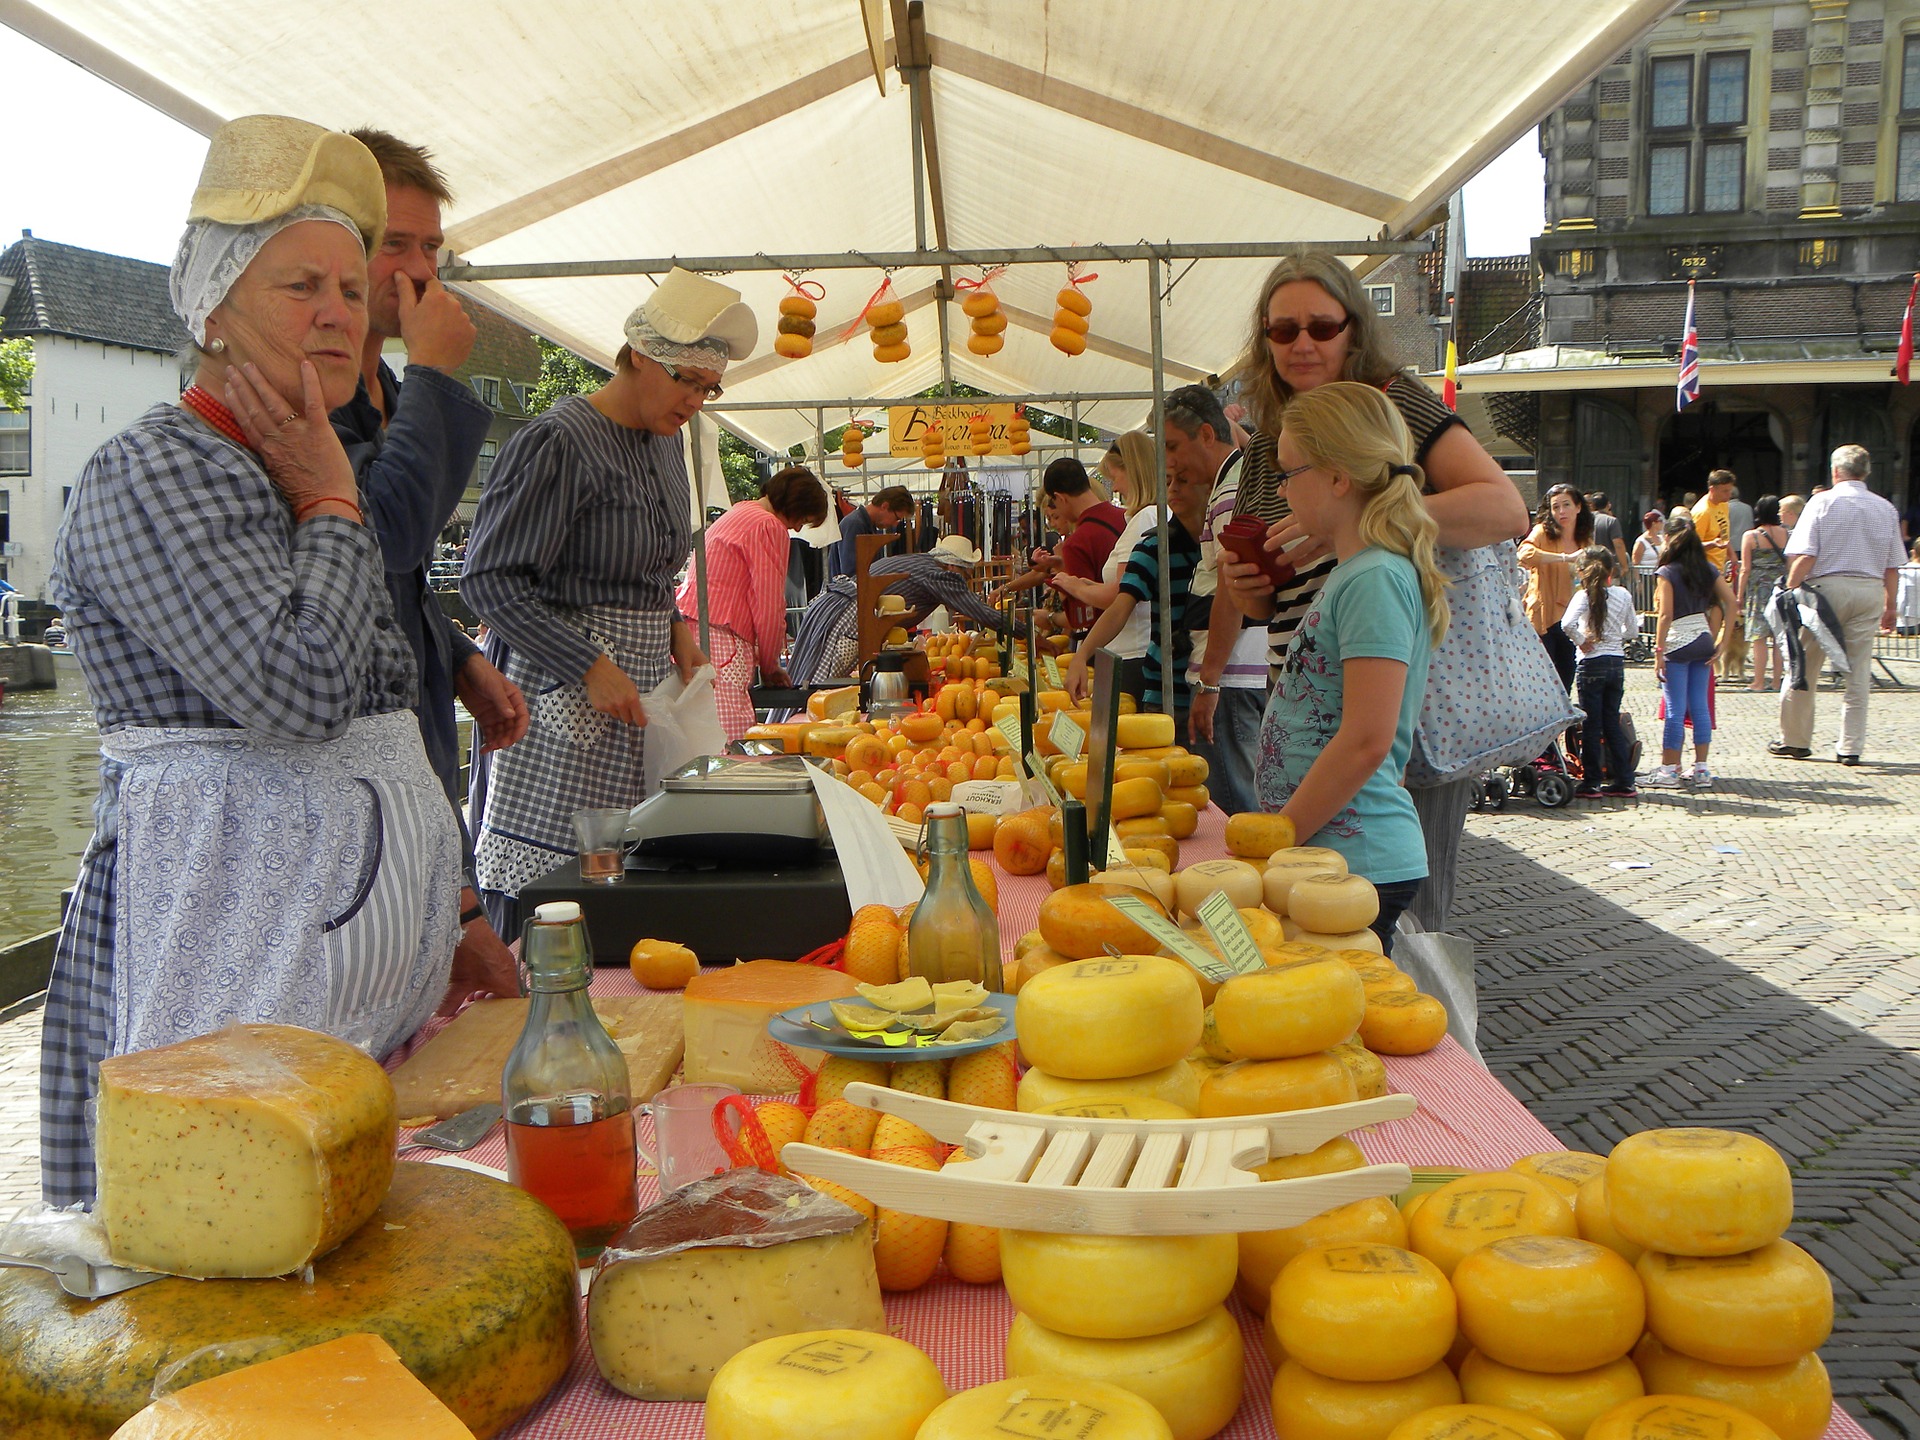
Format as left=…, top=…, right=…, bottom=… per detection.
left=708, top=388, right=1164, bottom=414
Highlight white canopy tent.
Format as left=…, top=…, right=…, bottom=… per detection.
left=6, top=0, right=1674, bottom=466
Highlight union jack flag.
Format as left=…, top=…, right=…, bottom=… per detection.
left=1676, top=279, right=1700, bottom=411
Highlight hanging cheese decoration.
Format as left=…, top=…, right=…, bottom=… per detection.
left=961, top=269, right=1006, bottom=356
left=1008, top=406, right=1032, bottom=456
left=967, top=410, right=993, bottom=457
left=922, top=421, right=946, bottom=471
left=775, top=276, right=823, bottom=360
left=1052, top=265, right=1096, bottom=356
left=841, top=422, right=866, bottom=469
left=866, top=277, right=909, bottom=363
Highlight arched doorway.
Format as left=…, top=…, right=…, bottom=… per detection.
left=1817, top=393, right=1894, bottom=499
left=1657, top=398, right=1784, bottom=506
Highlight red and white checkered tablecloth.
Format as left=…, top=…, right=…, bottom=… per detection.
left=426, top=808, right=1868, bottom=1440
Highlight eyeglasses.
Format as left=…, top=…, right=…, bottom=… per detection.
left=1276, top=463, right=1314, bottom=487
left=663, top=364, right=724, bottom=401
left=1264, top=315, right=1352, bottom=346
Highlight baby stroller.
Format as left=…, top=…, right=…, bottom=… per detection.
left=1505, top=736, right=1579, bottom=808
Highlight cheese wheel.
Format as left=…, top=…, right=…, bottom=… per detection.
left=1630, top=1337, right=1832, bottom=1440
left=1571, top=1175, right=1644, bottom=1265
left=1583, top=1396, right=1783, bottom=1440
left=1005, top=1307, right=1243, bottom=1440
left=1214, top=959, right=1367, bottom=1059
left=1457, top=1352, right=1645, bottom=1440
left=1408, top=1172, right=1578, bottom=1278
left=1288, top=874, right=1381, bottom=934
left=1361, top=993, right=1451, bottom=1055
left=96, top=1024, right=397, bottom=1279
left=1264, top=857, right=1349, bottom=914
left=0, top=1164, right=576, bottom=1440
left=1385, top=1405, right=1570, bottom=1440
left=1271, top=1360, right=1462, bottom=1440
left=705, top=1331, right=947, bottom=1440
left=1200, top=1053, right=1358, bottom=1117
left=918, top=1376, right=1173, bottom=1440
left=1117, top=815, right=1172, bottom=839
left=1016, top=956, right=1203, bottom=1079
left=1605, top=1129, right=1792, bottom=1257
left=1451, top=1236, right=1645, bottom=1373
left=1509, top=1151, right=1608, bottom=1200
left=1273, top=1244, right=1457, bottom=1382
left=1000, top=1231, right=1237, bottom=1339
left=1334, top=1040, right=1392, bottom=1099
left=1018, top=1059, right=1202, bottom=1116
left=1166, top=753, right=1210, bottom=787
left=1111, top=775, right=1166, bottom=819
left=1286, top=923, right=1384, bottom=954
left=1636, top=1241, right=1832, bottom=1367
left=1251, top=1136, right=1368, bottom=1182
left=1160, top=801, right=1200, bottom=839
left=1238, top=1196, right=1408, bottom=1312
left=1173, top=859, right=1265, bottom=918
left=1118, top=712, right=1177, bottom=748
left=1038, top=882, right=1171, bottom=959
left=1225, top=811, right=1296, bottom=859
left=1164, top=784, right=1211, bottom=809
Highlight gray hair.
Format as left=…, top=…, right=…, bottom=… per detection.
left=1830, top=444, right=1871, bottom=480
left=1164, top=384, right=1231, bottom=443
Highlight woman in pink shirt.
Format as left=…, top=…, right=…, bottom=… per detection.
left=677, top=466, right=828, bottom=740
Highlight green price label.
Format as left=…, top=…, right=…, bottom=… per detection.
left=994, top=714, right=1028, bottom=777
left=1104, top=894, right=1234, bottom=985
left=1042, top=653, right=1064, bottom=690
left=1029, top=754, right=1062, bottom=804
left=1194, top=891, right=1268, bottom=976
left=1048, top=710, right=1086, bottom=759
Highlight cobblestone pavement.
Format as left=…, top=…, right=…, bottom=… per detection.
left=0, top=667, right=1912, bottom=1432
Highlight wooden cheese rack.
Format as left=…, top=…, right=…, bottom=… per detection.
left=854, top=531, right=907, bottom=666
left=780, top=1083, right=1416, bottom=1234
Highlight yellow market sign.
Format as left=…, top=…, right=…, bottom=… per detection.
left=887, top=402, right=1019, bottom=457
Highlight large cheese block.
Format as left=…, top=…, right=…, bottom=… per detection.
left=96, top=1024, right=396, bottom=1278
left=588, top=1170, right=886, bottom=1400
left=683, top=960, right=860, bottom=1092
left=0, top=1164, right=577, bottom=1440
left=108, top=1333, right=474, bottom=1439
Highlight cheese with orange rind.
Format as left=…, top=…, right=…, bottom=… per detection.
left=1451, top=1236, right=1645, bottom=1373
left=1604, top=1129, right=1792, bottom=1257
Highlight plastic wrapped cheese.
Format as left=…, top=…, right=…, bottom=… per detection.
left=589, top=1171, right=887, bottom=1401
left=684, top=961, right=860, bottom=1092
left=96, top=1024, right=397, bottom=1278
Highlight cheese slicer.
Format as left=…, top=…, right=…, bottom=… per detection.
left=398, top=1103, right=502, bottom=1153
left=0, top=1249, right=163, bottom=1300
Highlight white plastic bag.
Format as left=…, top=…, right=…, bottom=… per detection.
left=642, top=665, right=728, bottom=795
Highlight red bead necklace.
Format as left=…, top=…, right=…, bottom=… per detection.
left=180, top=385, right=255, bottom=451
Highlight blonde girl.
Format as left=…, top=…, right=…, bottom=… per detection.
left=1251, top=382, right=1448, bottom=951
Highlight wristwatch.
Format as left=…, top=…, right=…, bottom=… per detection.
left=1193, top=680, right=1222, bottom=694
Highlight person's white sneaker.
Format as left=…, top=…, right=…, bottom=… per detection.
left=1689, top=765, right=1713, bottom=790
left=1643, top=765, right=1682, bottom=788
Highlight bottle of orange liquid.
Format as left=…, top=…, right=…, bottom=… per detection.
left=503, top=901, right=638, bottom=1259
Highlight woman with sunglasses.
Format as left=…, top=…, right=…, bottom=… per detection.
left=1220, top=250, right=1529, bottom=936
left=463, top=269, right=753, bottom=936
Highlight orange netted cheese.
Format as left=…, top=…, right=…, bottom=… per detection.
left=96, top=1023, right=396, bottom=1278
left=1451, top=1236, right=1645, bottom=1373
left=1271, top=1244, right=1457, bottom=1382
left=0, top=1164, right=577, bottom=1440
left=1631, top=1337, right=1832, bottom=1440
left=1457, top=1351, right=1645, bottom=1440
left=1636, top=1241, right=1833, bottom=1367
left=684, top=960, right=860, bottom=1093
left=1604, top=1129, right=1792, bottom=1257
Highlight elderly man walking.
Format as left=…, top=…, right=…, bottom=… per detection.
left=1767, top=445, right=1905, bottom=766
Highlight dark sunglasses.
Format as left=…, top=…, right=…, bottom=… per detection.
left=1265, top=315, right=1352, bottom=345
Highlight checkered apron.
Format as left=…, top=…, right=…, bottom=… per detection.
left=706, top=624, right=759, bottom=743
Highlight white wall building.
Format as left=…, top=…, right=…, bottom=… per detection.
left=0, top=233, right=188, bottom=601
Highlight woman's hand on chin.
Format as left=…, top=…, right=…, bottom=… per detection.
left=226, top=360, right=357, bottom=511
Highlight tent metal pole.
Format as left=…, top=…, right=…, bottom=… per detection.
left=816, top=407, right=827, bottom=486
left=708, top=388, right=1164, bottom=412
left=1148, top=263, right=1173, bottom=724
left=907, top=54, right=927, bottom=251
left=690, top=413, right=713, bottom=654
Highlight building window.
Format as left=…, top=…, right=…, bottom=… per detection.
left=472, top=376, right=501, bottom=409
left=1365, top=285, right=1394, bottom=315
left=1702, top=140, right=1745, bottom=211
left=1703, top=52, right=1748, bottom=125
left=1898, top=129, right=1920, bottom=201
left=1649, top=144, right=1691, bottom=214
left=1650, top=56, right=1693, bottom=128
left=476, top=438, right=499, bottom=488
left=1903, top=35, right=1920, bottom=112
left=0, top=411, right=27, bottom=475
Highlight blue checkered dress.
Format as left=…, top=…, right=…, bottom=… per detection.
left=41, top=404, right=416, bottom=1206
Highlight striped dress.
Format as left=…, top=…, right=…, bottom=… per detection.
left=674, top=500, right=791, bottom=741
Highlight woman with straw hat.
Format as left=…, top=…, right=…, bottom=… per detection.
left=40, top=117, right=463, bottom=1206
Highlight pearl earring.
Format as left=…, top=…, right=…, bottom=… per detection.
left=206, top=337, right=227, bottom=355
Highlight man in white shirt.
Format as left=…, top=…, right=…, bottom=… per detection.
left=1768, top=445, right=1906, bottom=765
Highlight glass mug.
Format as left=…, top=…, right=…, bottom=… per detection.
left=635, top=1083, right=740, bottom=1192
left=571, top=807, right=628, bottom=883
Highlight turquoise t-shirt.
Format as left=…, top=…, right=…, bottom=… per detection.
left=1255, top=546, right=1431, bottom=885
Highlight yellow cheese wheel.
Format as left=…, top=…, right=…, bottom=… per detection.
left=1119, top=712, right=1177, bottom=748
left=1271, top=1360, right=1462, bottom=1440
left=0, top=1164, right=576, bottom=1440
left=1165, top=784, right=1211, bottom=810
left=1451, top=1236, right=1645, bottom=1373
left=1016, top=955, right=1203, bottom=1079
left=1225, top=811, right=1296, bottom=859
left=1509, top=1151, right=1607, bottom=1200
left=1360, top=993, right=1451, bottom=1056
left=1166, top=753, right=1211, bottom=787
left=1631, top=1337, right=1832, bottom=1440
left=1385, top=1404, right=1570, bottom=1440
left=1264, top=856, right=1349, bottom=914
left=1173, top=858, right=1266, bottom=919
left=1288, top=874, right=1381, bottom=934
left=1038, top=882, right=1172, bottom=960
left=1214, top=959, right=1367, bottom=1059
left=1583, top=1396, right=1783, bottom=1440
left=1238, top=1196, right=1409, bottom=1312
left=1571, top=1175, right=1643, bottom=1265
left=1457, top=1352, right=1645, bottom=1440
left=1160, top=801, right=1200, bottom=838
left=1251, top=1136, right=1368, bottom=1182
left=918, top=1376, right=1173, bottom=1439
left=1273, top=1244, right=1457, bottom=1382
left=1333, top=1040, right=1392, bottom=1099
left=1018, top=1059, right=1202, bottom=1116
left=1408, top=1172, right=1578, bottom=1278
left=1000, top=1231, right=1237, bottom=1340
left=1117, top=814, right=1172, bottom=840
left=1635, top=1241, right=1832, bottom=1367
left=1285, top=922, right=1384, bottom=954
left=1604, top=1129, right=1792, bottom=1257
left=1111, top=775, right=1167, bottom=819
left=1005, top=1307, right=1244, bottom=1440
left=1200, top=1052, right=1358, bottom=1118
left=705, top=1331, right=947, bottom=1440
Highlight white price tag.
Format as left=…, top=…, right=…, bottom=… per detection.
left=993, top=714, right=1028, bottom=777
left=1029, top=755, right=1062, bottom=805
left=1104, top=894, right=1234, bottom=985
left=1042, top=653, right=1065, bottom=690
left=1194, top=891, right=1267, bottom=976
left=1048, top=710, right=1085, bottom=759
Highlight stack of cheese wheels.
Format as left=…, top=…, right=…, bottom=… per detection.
left=1042, top=709, right=1210, bottom=867
left=1197, top=953, right=1365, bottom=1122
left=1014, top=950, right=1204, bottom=1116
left=1268, top=1244, right=1463, bottom=1440
left=1606, top=1129, right=1833, bottom=1440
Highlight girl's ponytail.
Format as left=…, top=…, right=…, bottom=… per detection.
left=1575, top=545, right=1615, bottom=647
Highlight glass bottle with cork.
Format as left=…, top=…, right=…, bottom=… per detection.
left=503, top=900, right=638, bottom=1258
left=908, top=801, right=1004, bottom=991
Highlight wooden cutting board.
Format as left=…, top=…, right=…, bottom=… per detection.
left=391, top=993, right=685, bottom=1123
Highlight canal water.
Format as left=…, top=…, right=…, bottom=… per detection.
left=0, top=683, right=102, bottom=950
